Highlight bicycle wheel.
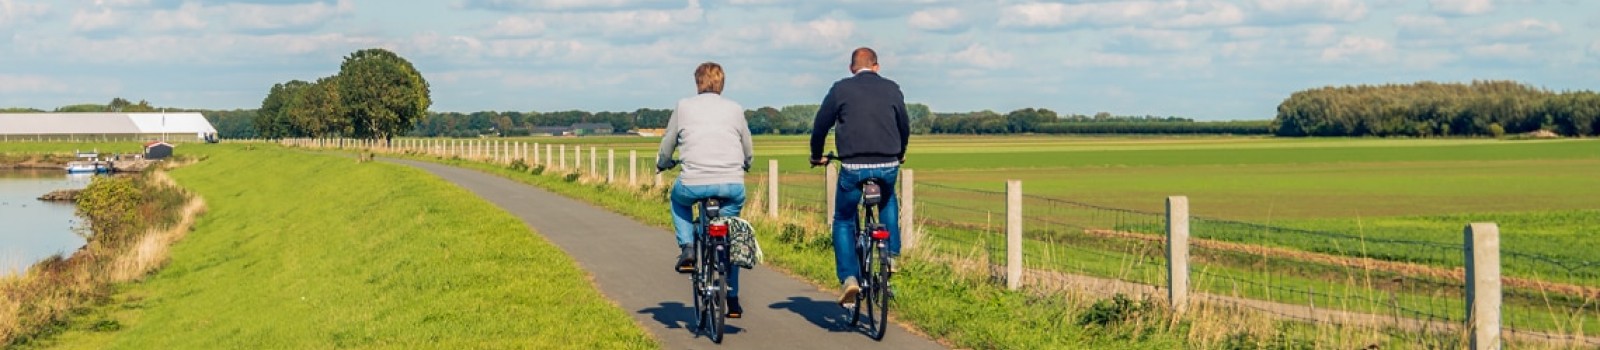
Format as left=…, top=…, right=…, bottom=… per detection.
left=865, top=243, right=890, bottom=340
left=849, top=232, right=871, bottom=327
left=706, top=252, right=728, bottom=343
left=691, top=241, right=707, bottom=332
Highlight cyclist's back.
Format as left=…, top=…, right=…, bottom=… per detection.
left=809, top=47, right=910, bottom=307
left=657, top=62, right=754, bottom=318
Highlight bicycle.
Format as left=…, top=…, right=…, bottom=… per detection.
left=661, top=163, right=734, bottom=343
left=815, top=152, right=894, bottom=341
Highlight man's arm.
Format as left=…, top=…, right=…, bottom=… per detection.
left=656, top=107, right=682, bottom=170
left=895, top=99, right=910, bottom=161
left=810, top=85, right=841, bottom=162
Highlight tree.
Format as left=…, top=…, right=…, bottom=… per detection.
left=287, top=76, right=348, bottom=137
left=337, top=48, right=430, bottom=142
left=257, top=80, right=310, bottom=139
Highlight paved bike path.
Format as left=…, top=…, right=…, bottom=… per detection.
left=390, top=159, right=946, bottom=350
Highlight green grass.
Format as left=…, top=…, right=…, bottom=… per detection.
left=7, top=143, right=655, bottom=349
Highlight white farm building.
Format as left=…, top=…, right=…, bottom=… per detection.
left=0, top=113, right=219, bottom=142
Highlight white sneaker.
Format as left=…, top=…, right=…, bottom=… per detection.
left=839, top=277, right=861, bottom=307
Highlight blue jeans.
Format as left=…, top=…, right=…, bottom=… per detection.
left=670, top=178, right=745, bottom=297
left=832, top=166, right=900, bottom=284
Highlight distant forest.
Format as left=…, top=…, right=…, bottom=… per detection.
left=0, top=100, right=1269, bottom=139
left=1272, top=80, right=1600, bottom=137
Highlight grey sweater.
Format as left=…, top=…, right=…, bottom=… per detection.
left=656, top=93, right=754, bottom=186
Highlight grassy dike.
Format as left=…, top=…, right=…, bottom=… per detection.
left=21, top=144, right=655, bottom=349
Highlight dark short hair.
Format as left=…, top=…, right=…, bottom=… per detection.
left=850, top=47, right=877, bottom=72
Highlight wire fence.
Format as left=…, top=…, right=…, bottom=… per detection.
left=272, top=139, right=1600, bottom=346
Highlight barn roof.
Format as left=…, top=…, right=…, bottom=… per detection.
left=0, top=112, right=216, bottom=135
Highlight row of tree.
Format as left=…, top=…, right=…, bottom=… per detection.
left=923, top=108, right=1264, bottom=135
left=254, top=48, right=431, bottom=141
left=1272, top=81, right=1600, bottom=137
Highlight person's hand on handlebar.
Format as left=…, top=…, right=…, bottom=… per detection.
left=809, top=156, right=829, bottom=167
left=656, top=158, right=679, bottom=173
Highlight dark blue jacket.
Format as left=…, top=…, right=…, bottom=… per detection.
left=810, top=71, right=910, bottom=164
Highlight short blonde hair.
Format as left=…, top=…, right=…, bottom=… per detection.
left=695, top=62, right=724, bottom=94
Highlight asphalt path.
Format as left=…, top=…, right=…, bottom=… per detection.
left=390, top=159, right=946, bottom=350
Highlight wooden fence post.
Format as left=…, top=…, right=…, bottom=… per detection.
left=1006, top=180, right=1023, bottom=291
left=825, top=166, right=838, bottom=224
left=768, top=159, right=779, bottom=218
left=901, top=169, right=915, bottom=251
left=1466, top=223, right=1502, bottom=350
left=1167, top=196, right=1191, bottom=315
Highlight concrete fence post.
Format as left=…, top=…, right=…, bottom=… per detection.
left=545, top=144, right=552, bottom=168
left=629, top=150, right=638, bottom=187
left=825, top=166, right=838, bottom=224
left=1167, top=196, right=1191, bottom=315
left=768, top=159, right=779, bottom=218
left=533, top=143, right=540, bottom=165
left=1006, top=180, right=1023, bottom=291
left=1466, top=223, right=1502, bottom=350
left=590, top=146, right=598, bottom=177
left=607, top=149, right=615, bottom=183
left=901, top=169, right=916, bottom=251
left=559, top=145, right=567, bottom=169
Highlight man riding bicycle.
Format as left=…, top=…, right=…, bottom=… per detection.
left=808, top=47, right=910, bottom=307
left=658, top=62, right=755, bottom=318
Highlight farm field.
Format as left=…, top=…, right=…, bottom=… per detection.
left=497, top=134, right=1600, bottom=328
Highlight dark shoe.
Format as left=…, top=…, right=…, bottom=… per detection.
left=674, top=244, right=695, bottom=273
left=727, top=297, right=743, bottom=318
left=886, top=256, right=898, bottom=274
left=839, top=277, right=861, bottom=307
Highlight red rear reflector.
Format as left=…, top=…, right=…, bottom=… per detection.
left=709, top=224, right=729, bottom=237
left=871, top=228, right=890, bottom=240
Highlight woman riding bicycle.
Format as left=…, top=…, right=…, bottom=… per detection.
left=656, top=61, right=755, bottom=318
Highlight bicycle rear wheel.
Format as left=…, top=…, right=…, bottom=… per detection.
left=848, top=233, right=870, bottom=326
left=864, top=243, right=890, bottom=340
left=702, top=244, right=728, bottom=343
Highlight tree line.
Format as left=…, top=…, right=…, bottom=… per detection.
left=254, top=48, right=431, bottom=141
left=1272, top=80, right=1600, bottom=137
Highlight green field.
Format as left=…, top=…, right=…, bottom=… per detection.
left=462, top=134, right=1600, bottom=335
left=4, top=143, right=655, bottom=349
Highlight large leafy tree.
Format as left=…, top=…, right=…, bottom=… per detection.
left=256, top=80, right=311, bottom=139
left=287, top=76, right=348, bottom=138
left=337, top=48, right=430, bottom=142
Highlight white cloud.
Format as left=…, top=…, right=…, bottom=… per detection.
left=149, top=2, right=206, bottom=32
left=766, top=18, right=855, bottom=52
left=486, top=16, right=547, bottom=37
left=70, top=7, right=126, bottom=33
left=222, top=0, right=355, bottom=33
left=1000, top=1, right=1244, bottom=30
left=1252, top=0, right=1368, bottom=23
left=1465, top=43, right=1534, bottom=61
left=908, top=7, right=965, bottom=33
left=1108, top=28, right=1209, bottom=52
left=949, top=43, right=1013, bottom=69
left=1481, top=18, right=1563, bottom=41
left=1320, top=36, right=1391, bottom=62
left=0, top=74, right=69, bottom=93
left=0, top=0, right=51, bottom=27
left=1062, top=51, right=1210, bottom=69
left=1429, top=0, right=1494, bottom=16
left=457, top=0, right=682, bottom=12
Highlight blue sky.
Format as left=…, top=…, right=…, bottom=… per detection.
left=0, top=0, right=1596, bottom=120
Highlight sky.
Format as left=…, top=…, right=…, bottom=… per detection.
left=0, top=0, right=1596, bottom=120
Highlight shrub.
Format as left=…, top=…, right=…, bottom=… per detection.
left=1077, top=294, right=1147, bottom=327
left=509, top=159, right=529, bottom=171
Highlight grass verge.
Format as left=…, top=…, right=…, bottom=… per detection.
left=7, top=144, right=655, bottom=349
